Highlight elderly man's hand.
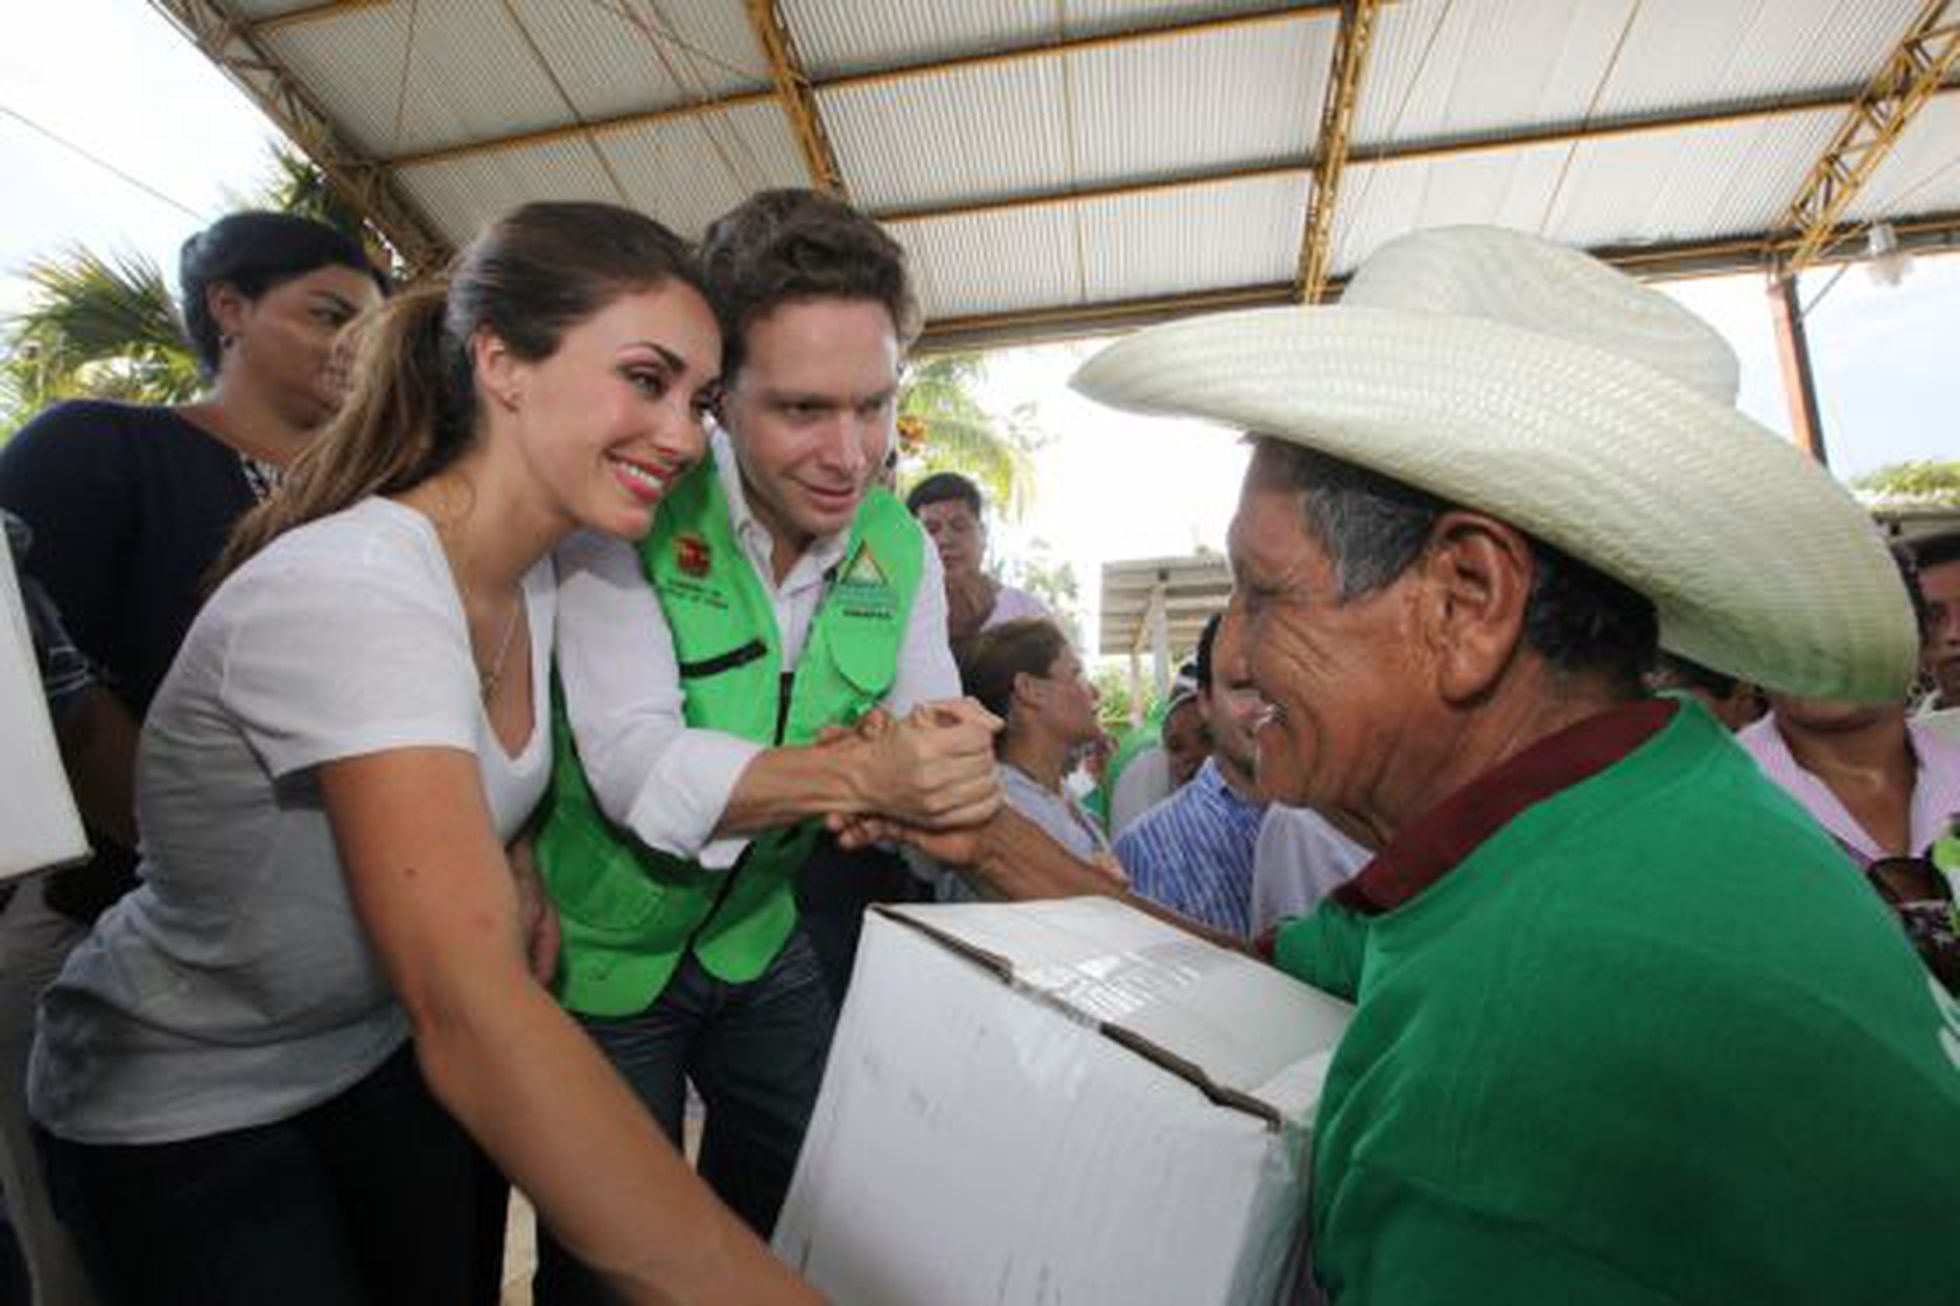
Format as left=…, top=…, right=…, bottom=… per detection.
left=852, top=699, right=1003, bottom=828
left=830, top=810, right=988, bottom=866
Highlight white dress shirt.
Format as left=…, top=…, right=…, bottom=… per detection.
left=554, top=429, right=957, bottom=870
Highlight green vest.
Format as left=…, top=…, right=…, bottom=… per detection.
left=537, top=461, right=925, bottom=1015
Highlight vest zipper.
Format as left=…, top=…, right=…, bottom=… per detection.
left=682, top=671, right=801, bottom=960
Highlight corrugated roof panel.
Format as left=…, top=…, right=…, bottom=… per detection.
left=264, top=1, right=567, bottom=158
left=885, top=208, right=1080, bottom=319
left=505, top=0, right=768, bottom=116
left=597, top=102, right=814, bottom=240
left=1848, top=95, right=1960, bottom=222
left=1068, top=17, right=1330, bottom=181
left=1080, top=175, right=1305, bottom=299
left=821, top=60, right=1071, bottom=211
left=395, top=140, right=624, bottom=246
left=1333, top=108, right=1846, bottom=274
left=1329, top=151, right=1565, bottom=277
left=1541, top=110, right=1844, bottom=250
left=1589, top=0, right=1916, bottom=119
left=787, top=0, right=1055, bottom=78
left=786, top=0, right=1302, bottom=79
left=1358, top=0, right=1625, bottom=145
left=1356, top=0, right=1909, bottom=150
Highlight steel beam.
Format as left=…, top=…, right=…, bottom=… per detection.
left=1296, top=0, right=1381, bottom=302
left=1776, top=0, right=1960, bottom=274
left=745, top=0, right=845, bottom=195
left=146, top=0, right=450, bottom=273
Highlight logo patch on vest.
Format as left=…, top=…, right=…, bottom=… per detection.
left=833, top=543, right=897, bottom=620
left=676, top=532, right=712, bottom=578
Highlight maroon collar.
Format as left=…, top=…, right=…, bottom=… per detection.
left=1331, top=698, right=1678, bottom=917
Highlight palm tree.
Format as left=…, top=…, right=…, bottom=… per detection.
left=3, top=247, right=202, bottom=425
left=896, top=352, right=1041, bottom=519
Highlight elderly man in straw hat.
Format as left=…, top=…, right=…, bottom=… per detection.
left=838, top=226, right=1960, bottom=1302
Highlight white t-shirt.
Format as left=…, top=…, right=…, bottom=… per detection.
left=30, top=498, right=554, bottom=1145
left=1249, top=805, right=1370, bottom=937
left=980, top=583, right=1050, bottom=631
left=1109, top=745, right=1173, bottom=838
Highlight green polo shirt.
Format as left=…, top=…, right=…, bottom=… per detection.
left=1276, top=700, right=1960, bottom=1304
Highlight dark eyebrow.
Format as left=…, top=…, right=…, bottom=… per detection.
left=309, top=291, right=361, bottom=315
left=625, top=341, right=688, bottom=373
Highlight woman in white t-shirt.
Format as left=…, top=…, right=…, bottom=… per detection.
left=29, top=204, right=815, bottom=1306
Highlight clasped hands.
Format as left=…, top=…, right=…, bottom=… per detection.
left=831, top=698, right=1003, bottom=833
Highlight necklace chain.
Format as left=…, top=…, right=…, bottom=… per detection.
left=478, top=598, right=523, bottom=705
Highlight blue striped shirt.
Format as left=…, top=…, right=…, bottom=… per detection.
left=1113, top=758, right=1266, bottom=937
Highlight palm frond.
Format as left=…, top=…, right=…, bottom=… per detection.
left=5, top=247, right=202, bottom=412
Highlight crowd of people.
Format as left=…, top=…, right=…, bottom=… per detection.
left=2, top=188, right=1957, bottom=1306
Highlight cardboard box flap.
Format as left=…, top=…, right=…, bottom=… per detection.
left=877, top=898, right=1351, bottom=1126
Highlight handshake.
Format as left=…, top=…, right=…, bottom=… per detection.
left=820, top=699, right=1003, bottom=842
left=819, top=701, right=1127, bottom=889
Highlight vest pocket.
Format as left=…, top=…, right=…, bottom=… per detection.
left=545, top=840, right=713, bottom=943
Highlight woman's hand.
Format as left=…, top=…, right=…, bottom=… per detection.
left=507, top=836, right=561, bottom=985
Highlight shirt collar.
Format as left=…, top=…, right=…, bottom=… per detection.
left=1331, top=698, right=1677, bottom=917
left=1194, top=756, right=1265, bottom=814
left=711, top=427, right=853, bottom=583
left=1741, top=711, right=1960, bottom=861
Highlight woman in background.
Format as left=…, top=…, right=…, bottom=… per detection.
left=959, top=618, right=1121, bottom=872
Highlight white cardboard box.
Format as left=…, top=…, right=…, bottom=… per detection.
left=774, top=897, right=1353, bottom=1305
left=0, top=547, right=88, bottom=881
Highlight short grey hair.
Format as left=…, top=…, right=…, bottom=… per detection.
left=1249, top=438, right=1658, bottom=688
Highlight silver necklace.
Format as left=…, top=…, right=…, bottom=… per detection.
left=478, top=599, right=523, bottom=705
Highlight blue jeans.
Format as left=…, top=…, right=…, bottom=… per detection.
left=534, top=927, right=837, bottom=1304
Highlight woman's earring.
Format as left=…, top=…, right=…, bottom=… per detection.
left=219, top=333, right=236, bottom=351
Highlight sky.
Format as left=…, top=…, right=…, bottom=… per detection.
left=5, top=0, right=1956, bottom=660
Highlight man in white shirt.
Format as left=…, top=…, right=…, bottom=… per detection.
left=905, top=470, right=1051, bottom=641
left=534, top=190, right=1000, bottom=1294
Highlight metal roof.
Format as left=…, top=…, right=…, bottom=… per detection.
left=154, top=0, right=1960, bottom=347
left=1098, top=553, right=1232, bottom=663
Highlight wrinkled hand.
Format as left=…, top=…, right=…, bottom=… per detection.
left=944, top=571, right=998, bottom=643
left=508, top=837, right=562, bottom=985
left=1086, top=851, right=1129, bottom=888
left=855, top=699, right=1003, bottom=829
left=829, top=810, right=988, bottom=866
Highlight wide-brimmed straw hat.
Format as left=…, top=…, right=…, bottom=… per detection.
left=1071, top=226, right=1915, bottom=702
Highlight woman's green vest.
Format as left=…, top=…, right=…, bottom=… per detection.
left=536, top=462, right=925, bottom=1015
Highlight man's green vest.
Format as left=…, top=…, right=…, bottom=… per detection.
left=537, top=461, right=925, bottom=1016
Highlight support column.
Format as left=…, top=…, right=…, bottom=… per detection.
left=1767, top=274, right=1828, bottom=467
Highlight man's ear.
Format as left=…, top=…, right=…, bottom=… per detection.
left=1416, top=511, right=1533, bottom=705
left=472, top=331, right=522, bottom=413
left=1010, top=670, right=1043, bottom=713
